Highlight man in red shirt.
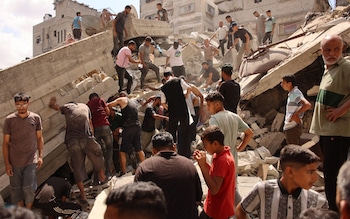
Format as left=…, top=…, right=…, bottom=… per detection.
left=193, top=126, right=235, bottom=219
left=87, top=93, right=115, bottom=179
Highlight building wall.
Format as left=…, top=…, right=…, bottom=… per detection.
left=140, top=0, right=218, bottom=34
left=141, top=0, right=315, bottom=42
left=214, top=0, right=315, bottom=42
left=33, top=0, right=100, bottom=56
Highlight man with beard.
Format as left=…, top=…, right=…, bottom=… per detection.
left=310, top=35, right=350, bottom=211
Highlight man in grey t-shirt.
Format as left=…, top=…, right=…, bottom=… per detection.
left=3, top=93, right=44, bottom=209
left=139, top=36, right=160, bottom=89
left=49, top=97, right=106, bottom=204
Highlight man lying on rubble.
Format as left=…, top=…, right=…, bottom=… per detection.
left=235, top=145, right=328, bottom=219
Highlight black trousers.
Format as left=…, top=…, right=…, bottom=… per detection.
left=168, top=116, right=190, bottom=158
left=320, top=136, right=350, bottom=211
left=115, top=65, right=133, bottom=94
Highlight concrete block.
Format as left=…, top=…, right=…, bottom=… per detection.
left=265, top=108, right=278, bottom=124
left=301, top=133, right=320, bottom=149
left=248, top=138, right=259, bottom=149
left=307, top=85, right=319, bottom=97
left=0, top=100, right=16, bottom=119
left=253, top=127, right=268, bottom=137
left=245, top=117, right=258, bottom=125
left=271, top=112, right=285, bottom=132
left=257, top=164, right=269, bottom=181
left=28, top=98, right=45, bottom=114
left=255, top=114, right=266, bottom=127
left=240, top=110, right=252, bottom=120
left=237, top=176, right=262, bottom=198
left=250, top=122, right=260, bottom=131
left=259, top=132, right=285, bottom=155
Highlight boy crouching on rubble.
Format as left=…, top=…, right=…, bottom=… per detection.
left=193, top=126, right=235, bottom=219
left=235, top=145, right=328, bottom=219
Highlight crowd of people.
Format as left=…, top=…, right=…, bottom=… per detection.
left=2, top=2, right=350, bottom=219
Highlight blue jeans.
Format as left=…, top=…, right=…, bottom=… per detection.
left=10, top=163, right=37, bottom=205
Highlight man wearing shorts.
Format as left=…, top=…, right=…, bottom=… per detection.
left=49, top=97, right=106, bottom=204
left=3, top=93, right=44, bottom=209
left=108, top=95, right=145, bottom=175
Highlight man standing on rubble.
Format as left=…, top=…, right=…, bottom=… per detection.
left=253, top=11, right=266, bottom=45
left=48, top=97, right=107, bottom=205
left=219, top=64, right=241, bottom=113
left=201, top=39, right=220, bottom=67
left=225, top=15, right=236, bottom=50
left=112, top=5, right=131, bottom=57
left=71, top=12, right=82, bottom=40
left=211, top=21, right=228, bottom=56
left=263, top=10, right=276, bottom=45
left=281, top=75, right=311, bottom=145
left=205, top=91, right=253, bottom=206
left=161, top=72, right=193, bottom=158
left=135, top=132, right=203, bottom=219
left=139, top=36, right=161, bottom=89
left=165, top=41, right=186, bottom=77
left=156, top=3, right=168, bottom=22
left=87, top=93, right=115, bottom=180
left=310, top=35, right=350, bottom=212
left=107, top=94, right=145, bottom=175
left=116, top=40, right=140, bottom=94
left=3, top=93, right=44, bottom=209
left=231, top=22, right=253, bottom=69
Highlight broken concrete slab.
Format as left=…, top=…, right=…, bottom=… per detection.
left=259, top=132, right=285, bottom=155
left=271, top=112, right=285, bottom=132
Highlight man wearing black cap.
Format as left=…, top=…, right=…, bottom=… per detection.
left=219, top=64, right=240, bottom=113
left=116, top=40, right=140, bottom=94
left=3, top=93, right=44, bottom=209
left=231, top=22, right=253, bottom=69
left=165, top=41, right=186, bottom=77
left=139, top=36, right=161, bottom=89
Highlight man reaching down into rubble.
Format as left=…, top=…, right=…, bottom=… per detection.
left=116, top=40, right=140, bottom=94
left=235, top=145, right=328, bottom=219
left=48, top=97, right=107, bottom=205
left=230, top=22, right=253, bottom=69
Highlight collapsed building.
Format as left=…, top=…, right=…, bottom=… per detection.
left=0, top=2, right=350, bottom=216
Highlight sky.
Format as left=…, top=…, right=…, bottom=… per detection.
left=0, top=0, right=140, bottom=70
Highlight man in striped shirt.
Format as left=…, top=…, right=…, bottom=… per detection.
left=281, top=75, right=311, bottom=145
left=236, top=145, right=328, bottom=219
